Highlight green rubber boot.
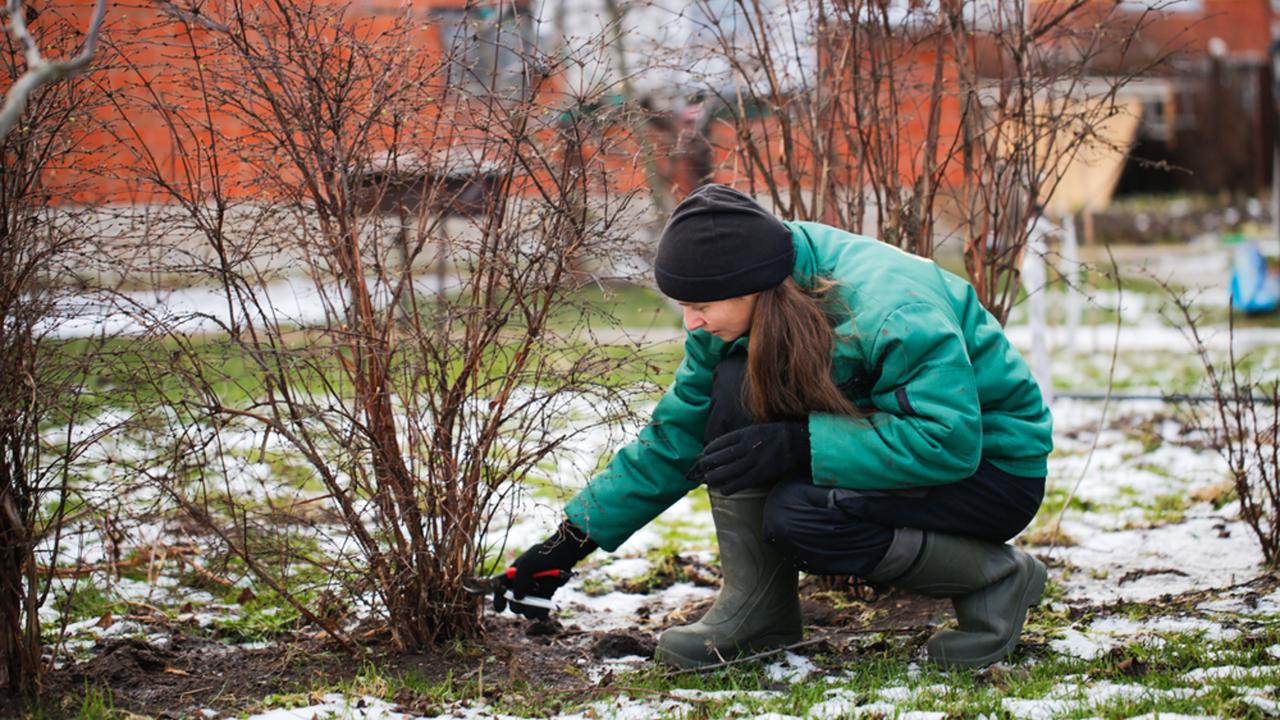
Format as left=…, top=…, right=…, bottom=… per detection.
left=870, top=529, right=1047, bottom=669
left=655, top=487, right=802, bottom=669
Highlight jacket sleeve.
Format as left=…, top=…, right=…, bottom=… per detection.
left=563, top=331, right=718, bottom=551
left=808, top=302, right=982, bottom=489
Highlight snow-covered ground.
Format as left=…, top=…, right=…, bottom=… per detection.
left=46, top=397, right=1280, bottom=719
left=225, top=366, right=1277, bottom=718
left=33, top=261, right=1280, bottom=719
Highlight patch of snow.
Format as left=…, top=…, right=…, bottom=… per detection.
left=806, top=693, right=859, bottom=720
left=1005, top=681, right=1210, bottom=720
left=874, top=684, right=949, bottom=703
left=1044, top=516, right=1264, bottom=603
left=1053, top=680, right=1203, bottom=705
left=48, top=276, right=473, bottom=339
left=555, top=697, right=693, bottom=720
left=1073, top=615, right=1240, bottom=659
left=875, top=686, right=912, bottom=703
left=246, top=694, right=413, bottom=720
left=831, top=701, right=898, bottom=718
left=556, top=581, right=716, bottom=632
left=600, top=557, right=653, bottom=581
left=1050, top=628, right=1111, bottom=660
left=1182, top=665, right=1280, bottom=682
left=1238, top=688, right=1280, bottom=715
left=585, top=654, right=647, bottom=683
left=1198, top=587, right=1280, bottom=617
left=1029, top=398, right=1269, bottom=605
left=1122, top=715, right=1219, bottom=720
left=1203, top=648, right=1247, bottom=663
left=1006, top=321, right=1280, bottom=354
left=144, top=632, right=172, bottom=647
left=614, top=493, right=717, bottom=556
left=59, top=616, right=146, bottom=641
left=236, top=641, right=274, bottom=650
left=766, top=651, right=816, bottom=682
left=1075, top=676, right=1203, bottom=702
left=1003, top=697, right=1081, bottom=719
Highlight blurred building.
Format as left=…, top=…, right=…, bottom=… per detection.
left=24, top=0, right=1280, bottom=208
left=1046, top=0, right=1279, bottom=198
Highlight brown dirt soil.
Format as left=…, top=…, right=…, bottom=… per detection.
left=3, top=580, right=952, bottom=719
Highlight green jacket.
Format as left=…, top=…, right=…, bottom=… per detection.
left=565, top=221, right=1053, bottom=551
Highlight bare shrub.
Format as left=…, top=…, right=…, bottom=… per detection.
left=109, top=0, right=654, bottom=646
left=0, top=1, right=117, bottom=696
left=1164, top=290, right=1279, bottom=567
left=0, top=0, right=105, bottom=140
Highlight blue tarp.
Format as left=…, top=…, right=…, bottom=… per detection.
left=1230, top=240, right=1280, bottom=314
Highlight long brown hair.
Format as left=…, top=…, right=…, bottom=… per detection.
left=745, top=277, right=861, bottom=422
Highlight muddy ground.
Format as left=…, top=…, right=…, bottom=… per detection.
left=4, top=577, right=953, bottom=719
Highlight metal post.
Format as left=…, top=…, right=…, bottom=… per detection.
left=1270, top=40, right=1280, bottom=246
left=1024, top=213, right=1053, bottom=405
left=1061, top=210, right=1081, bottom=350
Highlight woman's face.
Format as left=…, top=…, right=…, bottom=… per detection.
left=678, top=294, right=757, bottom=341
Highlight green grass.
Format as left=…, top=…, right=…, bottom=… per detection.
left=76, top=683, right=118, bottom=720
left=1143, top=492, right=1191, bottom=525
left=1048, top=344, right=1280, bottom=395
left=48, top=269, right=1278, bottom=417
left=576, top=623, right=1280, bottom=718
left=1036, top=472, right=1194, bottom=529
left=221, top=612, right=1280, bottom=720
left=1007, top=256, right=1280, bottom=330
left=211, top=587, right=305, bottom=644
left=53, top=319, right=682, bottom=421
left=547, top=282, right=682, bottom=333
left=611, top=546, right=698, bottom=594
left=17, top=682, right=122, bottom=720
left=1037, top=485, right=1098, bottom=517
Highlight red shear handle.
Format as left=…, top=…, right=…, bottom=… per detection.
left=504, top=567, right=566, bottom=580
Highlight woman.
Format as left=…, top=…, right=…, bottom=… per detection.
left=494, top=184, right=1053, bottom=670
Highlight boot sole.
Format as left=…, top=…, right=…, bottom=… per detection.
left=932, top=556, right=1048, bottom=670
left=654, top=630, right=803, bottom=670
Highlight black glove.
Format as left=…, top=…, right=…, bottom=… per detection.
left=686, top=421, right=811, bottom=496
left=495, top=520, right=597, bottom=620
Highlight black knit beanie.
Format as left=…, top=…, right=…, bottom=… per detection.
left=653, top=184, right=795, bottom=302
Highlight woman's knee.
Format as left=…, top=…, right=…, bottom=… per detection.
left=762, top=482, right=894, bottom=576
left=762, top=481, right=825, bottom=552
left=983, top=468, right=1046, bottom=541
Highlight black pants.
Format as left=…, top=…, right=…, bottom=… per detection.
left=706, top=352, right=1045, bottom=579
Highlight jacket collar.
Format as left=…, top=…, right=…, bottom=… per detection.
left=784, top=221, right=818, bottom=288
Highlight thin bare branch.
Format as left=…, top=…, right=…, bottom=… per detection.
left=0, top=0, right=107, bottom=140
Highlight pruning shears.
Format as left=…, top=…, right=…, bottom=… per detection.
left=461, top=567, right=570, bottom=611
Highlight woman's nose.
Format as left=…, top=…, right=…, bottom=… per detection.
left=683, top=308, right=704, bottom=331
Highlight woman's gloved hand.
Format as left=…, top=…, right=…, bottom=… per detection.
left=495, top=520, right=598, bottom=620
left=686, top=421, right=811, bottom=496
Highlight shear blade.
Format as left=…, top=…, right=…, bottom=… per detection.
left=461, top=576, right=502, bottom=595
